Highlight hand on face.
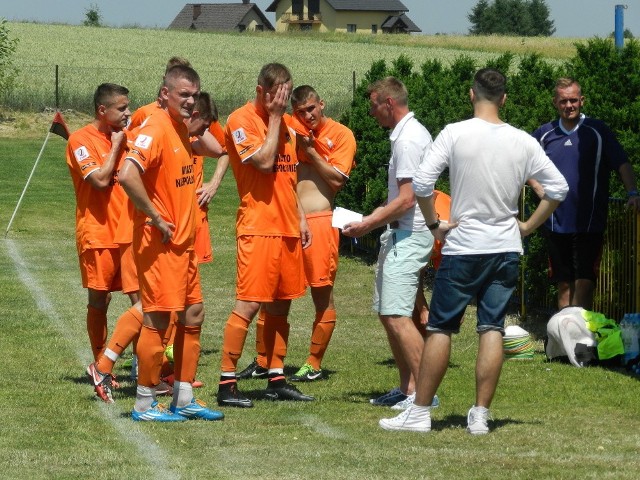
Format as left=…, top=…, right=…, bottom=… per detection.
left=265, top=82, right=291, bottom=117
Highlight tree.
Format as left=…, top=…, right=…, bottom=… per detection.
left=83, top=3, right=102, bottom=27
left=468, top=0, right=490, bottom=35
left=468, top=0, right=555, bottom=36
left=529, top=0, right=556, bottom=36
left=0, top=18, right=19, bottom=101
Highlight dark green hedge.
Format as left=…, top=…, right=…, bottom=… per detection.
left=337, top=38, right=640, bottom=310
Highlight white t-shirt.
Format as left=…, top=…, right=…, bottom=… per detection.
left=388, top=112, right=433, bottom=231
left=413, top=117, right=568, bottom=254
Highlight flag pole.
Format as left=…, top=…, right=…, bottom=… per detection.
left=5, top=131, right=52, bottom=237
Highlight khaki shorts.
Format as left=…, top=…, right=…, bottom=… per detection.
left=373, top=229, right=433, bottom=318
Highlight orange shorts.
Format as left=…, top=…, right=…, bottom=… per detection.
left=79, top=248, right=122, bottom=292
left=236, top=235, right=305, bottom=302
left=119, top=243, right=139, bottom=294
left=194, top=210, right=213, bottom=265
left=134, top=225, right=203, bottom=312
left=303, top=212, right=339, bottom=287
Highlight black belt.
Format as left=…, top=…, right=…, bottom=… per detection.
left=389, top=221, right=399, bottom=229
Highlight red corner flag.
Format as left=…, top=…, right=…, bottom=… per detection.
left=49, top=111, right=70, bottom=140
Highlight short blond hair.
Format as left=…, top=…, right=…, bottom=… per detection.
left=367, top=76, right=408, bottom=107
left=555, top=77, right=581, bottom=97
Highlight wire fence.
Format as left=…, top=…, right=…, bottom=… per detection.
left=1, top=64, right=357, bottom=118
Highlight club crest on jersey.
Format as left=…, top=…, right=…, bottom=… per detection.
left=74, top=146, right=90, bottom=163
left=326, top=139, right=334, bottom=150
left=232, top=128, right=247, bottom=144
left=134, top=134, right=153, bottom=149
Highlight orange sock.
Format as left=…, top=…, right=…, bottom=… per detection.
left=163, top=312, right=178, bottom=345
left=263, top=312, right=289, bottom=370
left=255, top=308, right=267, bottom=369
left=160, top=312, right=179, bottom=377
left=307, top=309, right=336, bottom=370
left=86, top=304, right=108, bottom=361
left=96, top=306, right=143, bottom=373
left=137, top=325, right=166, bottom=387
left=172, top=323, right=201, bottom=384
left=220, top=311, right=251, bottom=372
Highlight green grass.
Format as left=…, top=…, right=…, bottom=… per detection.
left=1, top=137, right=639, bottom=479
left=2, top=22, right=574, bottom=117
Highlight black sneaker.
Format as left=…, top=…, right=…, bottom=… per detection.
left=264, top=381, right=315, bottom=401
left=236, top=358, right=269, bottom=380
left=217, top=381, right=254, bottom=408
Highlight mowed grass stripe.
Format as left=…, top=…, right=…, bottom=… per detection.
left=3, top=237, right=181, bottom=479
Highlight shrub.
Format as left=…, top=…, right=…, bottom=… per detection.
left=339, top=38, right=639, bottom=313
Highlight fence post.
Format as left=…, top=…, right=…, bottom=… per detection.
left=55, top=65, right=59, bottom=110
left=352, top=71, right=356, bottom=103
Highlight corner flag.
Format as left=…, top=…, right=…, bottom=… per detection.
left=49, top=110, right=70, bottom=140
left=5, top=110, right=70, bottom=236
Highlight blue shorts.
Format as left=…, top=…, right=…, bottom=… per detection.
left=373, top=229, right=433, bottom=317
left=428, top=252, right=519, bottom=334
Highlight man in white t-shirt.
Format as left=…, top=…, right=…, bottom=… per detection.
left=378, top=68, right=568, bottom=434
left=342, top=76, right=436, bottom=411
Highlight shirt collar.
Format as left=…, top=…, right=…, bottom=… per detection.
left=389, top=111, right=415, bottom=141
left=559, top=113, right=585, bottom=135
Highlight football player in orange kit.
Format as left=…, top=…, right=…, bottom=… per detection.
left=238, top=85, right=356, bottom=382
left=66, top=83, right=133, bottom=367
left=216, top=63, right=314, bottom=408
left=119, top=65, right=222, bottom=422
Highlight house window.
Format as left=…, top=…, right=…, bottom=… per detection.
left=371, top=24, right=377, bottom=34
left=347, top=24, right=356, bottom=33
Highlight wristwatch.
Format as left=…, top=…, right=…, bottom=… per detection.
left=427, top=219, right=440, bottom=231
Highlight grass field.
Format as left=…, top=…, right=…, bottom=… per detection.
left=2, top=22, right=580, bottom=116
left=1, top=133, right=639, bottom=479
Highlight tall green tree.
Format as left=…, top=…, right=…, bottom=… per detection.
left=468, top=0, right=491, bottom=35
left=468, top=0, right=555, bottom=36
left=529, top=0, right=556, bottom=36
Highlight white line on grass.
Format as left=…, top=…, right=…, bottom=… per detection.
left=4, top=238, right=181, bottom=480
left=299, top=414, right=347, bottom=439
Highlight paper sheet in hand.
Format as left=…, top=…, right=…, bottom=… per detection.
left=332, top=207, right=363, bottom=229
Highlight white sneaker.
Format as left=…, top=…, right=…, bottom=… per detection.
left=391, top=393, right=440, bottom=410
left=391, top=392, right=415, bottom=410
left=379, top=405, right=431, bottom=432
left=466, top=405, right=490, bottom=435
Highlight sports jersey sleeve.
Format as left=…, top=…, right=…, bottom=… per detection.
left=598, top=120, right=629, bottom=170
left=526, top=137, right=568, bottom=202
left=66, top=130, right=102, bottom=180
left=325, top=124, right=356, bottom=178
left=226, top=104, right=263, bottom=164
left=126, top=126, right=162, bottom=173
